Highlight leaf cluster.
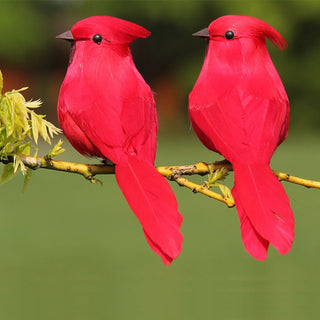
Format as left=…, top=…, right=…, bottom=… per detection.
left=0, top=69, right=64, bottom=188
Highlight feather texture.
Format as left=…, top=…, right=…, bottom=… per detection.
left=58, top=16, right=183, bottom=264
left=189, top=15, right=294, bottom=259
left=116, top=156, right=183, bottom=265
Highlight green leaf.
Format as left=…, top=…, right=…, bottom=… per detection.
left=19, top=142, right=31, bottom=155
left=13, top=155, right=23, bottom=173
left=218, top=184, right=234, bottom=201
left=25, top=99, right=41, bottom=109
left=11, top=90, right=29, bottom=132
left=0, top=70, right=62, bottom=185
left=40, top=117, right=49, bottom=143
left=47, top=139, right=65, bottom=158
left=0, top=95, right=14, bottom=137
left=206, top=167, right=229, bottom=188
left=0, top=162, right=16, bottom=184
left=30, top=111, right=40, bottom=144
left=29, top=110, right=61, bottom=145
left=22, top=167, right=33, bottom=194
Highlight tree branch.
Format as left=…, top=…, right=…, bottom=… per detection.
left=156, top=161, right=234, bottom=207
left=3, top=72, right=318, bottom=207
left=2, top=154, right=319, bottom=207
left=272, top=170, right=320, bottom=189
left=16, top=153, right=115, bottom=183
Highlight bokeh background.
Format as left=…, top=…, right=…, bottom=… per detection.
left=1, top=0, right=320, bottom=319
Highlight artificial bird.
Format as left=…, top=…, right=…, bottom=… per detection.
left=57, top=16, right=183, bottom=265
left=189, top=15, right=294, bottom=260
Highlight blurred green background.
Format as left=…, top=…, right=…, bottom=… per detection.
left=1, top=0, right=320, bottom=319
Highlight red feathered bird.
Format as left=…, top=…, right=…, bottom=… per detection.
left=57, top=16, right=183, bottom=265
left=189, top=15, right=294, bottom=260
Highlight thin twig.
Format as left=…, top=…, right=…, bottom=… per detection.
left=156, top=161, right=234, bottom=207
left=273, top=170, right=320, bottom=189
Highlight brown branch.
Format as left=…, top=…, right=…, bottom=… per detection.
left=1, top=154, right=319, bottom=207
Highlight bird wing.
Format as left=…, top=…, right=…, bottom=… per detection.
left=120, top=93, right=158, bottom=164
left=189, top=88, right=289, bottom=164
left=59, top=69, right=157, bottom=165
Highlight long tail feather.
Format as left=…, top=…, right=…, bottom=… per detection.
left=232, top=186, right=269, bottom=260
left=232, top=163, right=294, bottom=259
left=115, top=155, right=183, bottom=265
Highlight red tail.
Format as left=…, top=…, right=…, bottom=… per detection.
left=232, top=163, right=294, bottom=260
left=115, top=155, right=183, bottom=265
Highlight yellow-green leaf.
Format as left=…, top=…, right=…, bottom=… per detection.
left=13, top=155, right=26, bottom=173
left=22, top=167, right=33, bottom=194
left=25, top=99, right=42, bottom=109
left=218, top=184, right=234, bottom=201
left=0, top=71, right=62, bottom=184
left=47, top=139, right=65, bottom=158
left=19, top=143, right=31, bottom=156
left=31, top=112, right=40, bottom=144
left=40, top=118, right=50, bottom=143
left=0, top=163, right=16, bottom=184
left=0, top=96, right=14, bottom=137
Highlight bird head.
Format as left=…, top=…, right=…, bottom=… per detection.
left=56, top=16, right=150, bottom=46
left=193, top=15, right=287, bottom=50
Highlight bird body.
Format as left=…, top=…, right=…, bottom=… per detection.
left=189, top=15, right=294, bottom=260
left=57, top=16, right=183, bottom=265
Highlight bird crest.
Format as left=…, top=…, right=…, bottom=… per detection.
left=71, top=16, right=150, bottom=45
left=208, top=15, right=287, bottom=50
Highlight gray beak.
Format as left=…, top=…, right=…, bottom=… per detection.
left=56, top=30, right=74, bottom=41
left=192, top=27, right=209, bottom=38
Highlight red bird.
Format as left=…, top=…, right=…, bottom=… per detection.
left=189, top=15, right=294, bottom=260
left=57, top=16, right=183, bottom=265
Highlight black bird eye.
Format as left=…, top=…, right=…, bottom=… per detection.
left=93, top=34, right=103, bottom=44
left=225, top=30, right=235, bottom=40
